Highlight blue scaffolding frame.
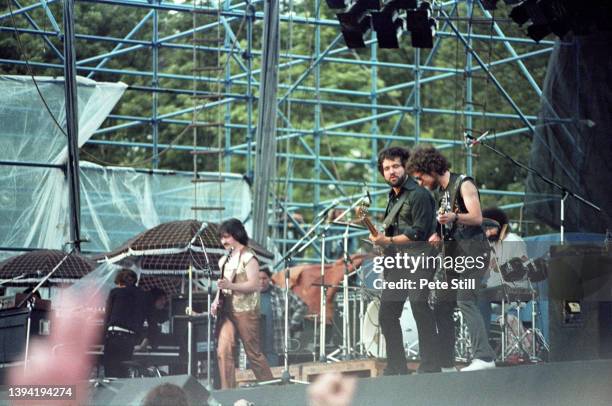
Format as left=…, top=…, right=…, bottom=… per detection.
left=0, top=0, right=559, bottom=256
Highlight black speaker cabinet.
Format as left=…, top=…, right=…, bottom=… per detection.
left=548, top=245, right=612, bottom=362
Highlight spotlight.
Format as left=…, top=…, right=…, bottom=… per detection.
left=406, top=1, right=437, bottom=48
left=510, top=0, right=572, bottom=42
left=337, top=0, right=380, bottom=27
left=509, top=0, right=536, bottom=26
left=372, top=0, right=408, bottom=48
left=336, top=0, right=380, bottom=48
left=340, top=15, right=373, bottom=48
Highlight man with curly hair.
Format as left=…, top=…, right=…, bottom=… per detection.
left=407, top=145, right=496, bottom=371
left=370, top=146, right=438, bottom=374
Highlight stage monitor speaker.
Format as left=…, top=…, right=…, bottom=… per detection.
left=0, top=308, right=49, bottom=363
left=548, top=245, right=612, bottom=362
left=90, top=374, right=209, bottom=406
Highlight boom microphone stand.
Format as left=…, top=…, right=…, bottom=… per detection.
left=17, top=249, right=75, bottom=371
left=465, top=133, right=601, bottom=244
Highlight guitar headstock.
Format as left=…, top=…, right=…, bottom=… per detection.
left=356, top=200, right=370, bottom=222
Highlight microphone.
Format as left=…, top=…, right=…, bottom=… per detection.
left=315, top=199, right=340, bottom=219
left=464, top=130, right=489, bottom=146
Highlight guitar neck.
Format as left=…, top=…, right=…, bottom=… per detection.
left=362, top=217, right=378, bottom=237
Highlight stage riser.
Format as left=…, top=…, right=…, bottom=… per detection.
left=211, top=360, right=612, bottom=406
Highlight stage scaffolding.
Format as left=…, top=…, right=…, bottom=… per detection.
left=0, top=0, right=556, bottom=261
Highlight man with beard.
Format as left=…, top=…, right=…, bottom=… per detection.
left=407, top=146, right=496, bottom=371
left=369, top=147, right=438, bottom=374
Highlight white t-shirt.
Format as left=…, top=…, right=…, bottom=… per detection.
left=484, top=232, right=529, bottom=288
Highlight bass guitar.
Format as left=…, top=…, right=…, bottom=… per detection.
left=214, top=248, right=233, bottom=337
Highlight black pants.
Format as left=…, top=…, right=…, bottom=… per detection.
left=103, top=331, right=136, bottom=378
left=379, top=267, right=455, bottom=373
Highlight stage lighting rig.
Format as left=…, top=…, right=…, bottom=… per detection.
left=509, top=0, right=572, bottom=42
left=371, top=0, right=412, bottom=48
left=335, top=0, right=380, bottom=48
left=406, top=1, right=437, bottom=48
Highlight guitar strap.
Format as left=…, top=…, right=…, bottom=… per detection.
left=445, top=173, right=466, bottom=238
left=449, top=174, right=467, bottom=214
left=382, top=191, right=411, bottom=232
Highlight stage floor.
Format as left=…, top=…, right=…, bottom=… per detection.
left=210, top=359, right=612, bottom=406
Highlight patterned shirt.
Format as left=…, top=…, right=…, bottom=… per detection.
left=260, top=284, right=308, bottom=354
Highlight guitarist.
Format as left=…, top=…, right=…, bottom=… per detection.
left=407, top=146, right=496, bottom=372
left=369, top=147, right=438, bottom=375
left=211, top=218, right=274, bottom=388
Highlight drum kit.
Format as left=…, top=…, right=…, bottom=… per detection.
left=276, top=193, right=411, bottom=364
left=313, top=256, right=421, bottom=362
left=485, top=253, right=550, bottom=362
left=287, top=194, right=478, bottom=365
left=309, top=238, right=552, bottom=365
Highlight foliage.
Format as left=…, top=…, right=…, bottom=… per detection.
left=0, top=0, right=551, bottom=233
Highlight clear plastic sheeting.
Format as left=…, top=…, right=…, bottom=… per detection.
left=0, top=75, right=127, bottom=164
left=78, top=164, right=251, bottom=253
left=60, top=260, right=122, bottom=308
left=0, top=166, right=69, bottom=253
left=0, top=162, right=251, bottom=255
left=0, top=75, right=251, bottom=257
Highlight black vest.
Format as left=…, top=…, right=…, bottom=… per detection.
left=440, top=172, right=485, bottom=242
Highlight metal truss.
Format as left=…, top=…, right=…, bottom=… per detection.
left=0, top=0, right=558, bottom=260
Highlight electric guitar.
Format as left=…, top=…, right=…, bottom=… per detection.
left=429, top=191, right=452, bottom=309
left=356, top=201, right=378, bottom=237
left=356, top=201, right=384, bottom=255
left=214, top=248, right=232, bottom=337
left=439, top=190, right=454, bottom=241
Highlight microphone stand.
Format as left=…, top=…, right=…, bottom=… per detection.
left=293, top=200, right=345, bottom=362
left=465, top=134, right=601, bottom=244
left=328, top=196, right=369, bottom=361
left=185, top=223, right=210, bottom=380
left=194, top=230, right=214, bottom=389
left=17, top=248, right=75, bottom=371
left=342, top=223, right=351, bottom=359
left=257, top=196, right=368, bottom=383
left=257, top=211, right=330, bottom=385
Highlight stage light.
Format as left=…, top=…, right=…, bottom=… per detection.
left=340, top=15, right=373, bottom=48
left=372, top=0, right=408, bottom=48
left=337, top=0, right=380, bottom=27
left=509, top=0, right=536, bottom=26
left=406, top=1, right=436, bottom=48
left=336, top=0, right=379, bottom=48
left=510, top=0, right=573, bottom=42
left=372, top=12, right=405, bottom=48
